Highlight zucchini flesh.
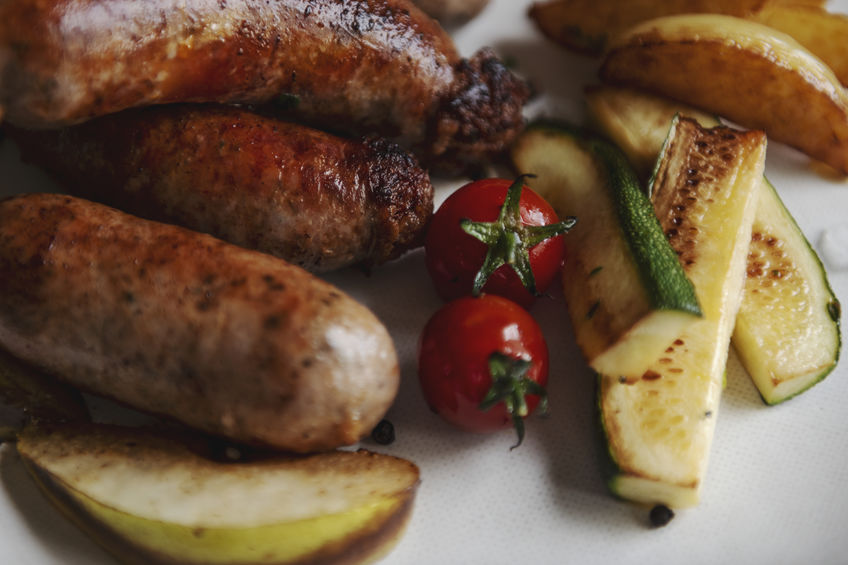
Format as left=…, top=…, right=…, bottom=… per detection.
left=734, top=178, right=841, bottom=404
left=586, top=85, right=841, bottom=404
left=510, top=122, right=701, bottom=380
left=603, top=117, right=766, bottom=507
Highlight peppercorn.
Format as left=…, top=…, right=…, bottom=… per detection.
left=371, top=419, right=395, bottom=445
left=649, top=504, right=675, bottom=527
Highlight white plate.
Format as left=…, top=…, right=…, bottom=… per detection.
left=3, top=1, right=848, bottom=564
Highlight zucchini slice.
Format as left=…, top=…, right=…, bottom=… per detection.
left=734, top=178, right=841, bottom=404
left=511, top=122, right=701, bottom=380
left=586, top=85, right=841, bottom=404
left=603, top=116, right=766, bottom=507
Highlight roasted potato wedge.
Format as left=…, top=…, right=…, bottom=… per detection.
left=17, top=422, right=420, bottom=565
left=528, top=0, right=792, bottom=55
left=584, top=85, right=717, bottom=178
left=531, top=0, right=848, bottom=87
left=599, top=14, right=848, bottom=175
left=751, top=5, right=848, bottom=88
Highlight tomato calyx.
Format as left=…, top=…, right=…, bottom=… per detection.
left=479, top=351, right=549, bottom=449
left=460, top=175, right=577, bottom=298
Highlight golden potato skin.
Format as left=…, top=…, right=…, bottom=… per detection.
left=529, top=0, right=770, bottom=55
left=600, top=14, right=848, bottom=174
left=0, top=194, right=399, bottom=453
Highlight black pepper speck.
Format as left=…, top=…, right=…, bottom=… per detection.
left=649, top=504, right=675, bottom=528
left=371, top=419, right=395, bottom=445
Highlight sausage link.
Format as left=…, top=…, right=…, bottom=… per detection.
left=0, top=0, right=529, bottom=171
left=10, top=104, right=433, bottom=273
left=0, top=193, right=400, bottom=452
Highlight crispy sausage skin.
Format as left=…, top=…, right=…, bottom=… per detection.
left=0, top=193, right=400, bottom=453
left=10, top=105, right=433, bottom=273
left=0, top=0, right=529, bottom=171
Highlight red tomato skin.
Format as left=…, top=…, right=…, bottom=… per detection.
left=424, top=178, right=566, bottom=309
left=417, top=295, right=549, bottom=434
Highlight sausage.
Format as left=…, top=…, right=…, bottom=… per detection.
left=0, top=0, right=529, bottom=172
left=0, top=193, right=399, bottom=453
left=9, top=104, right=433, bottom=273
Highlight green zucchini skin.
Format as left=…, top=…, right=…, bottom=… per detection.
left=581, top=131, right=702, bottom=316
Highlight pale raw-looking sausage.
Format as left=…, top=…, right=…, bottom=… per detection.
left=0, top=193, right=399, bottom=453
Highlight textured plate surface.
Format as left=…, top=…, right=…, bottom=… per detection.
left=2, top=1, right=848, bottom=564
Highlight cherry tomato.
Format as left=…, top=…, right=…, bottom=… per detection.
left=424, top=176, right=575, bottom=309
left=417, top=295, right=549, bottom=447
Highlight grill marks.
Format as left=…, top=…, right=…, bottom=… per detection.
left=616, top=338, right=688, bottom=385
left=747, top=231, right=791, bottom=288
left=651, top=118, right=758, bottom=273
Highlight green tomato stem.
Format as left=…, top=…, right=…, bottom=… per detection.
left=460, top=175, right=576, bottom=297
left=479, top=351, right=548, bottom=449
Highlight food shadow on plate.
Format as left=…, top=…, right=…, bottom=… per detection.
left=528, top=283, right=617, bottom=506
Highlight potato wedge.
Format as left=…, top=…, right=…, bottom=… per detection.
left=599, top=14, right=848, bottom=175
left=17, top=423, right=420, bottom=565
left=751, top=5, right=848, bottom=88
left=584, top=85, right=717, bottom=178
left=528, top=0, right=801, bottom=55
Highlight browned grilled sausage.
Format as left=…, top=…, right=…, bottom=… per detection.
left=10, top=104, right=433, bottom=273
left=0, top=193, right=400, bottom=453
left=0, top=0, right=529, bottom=172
